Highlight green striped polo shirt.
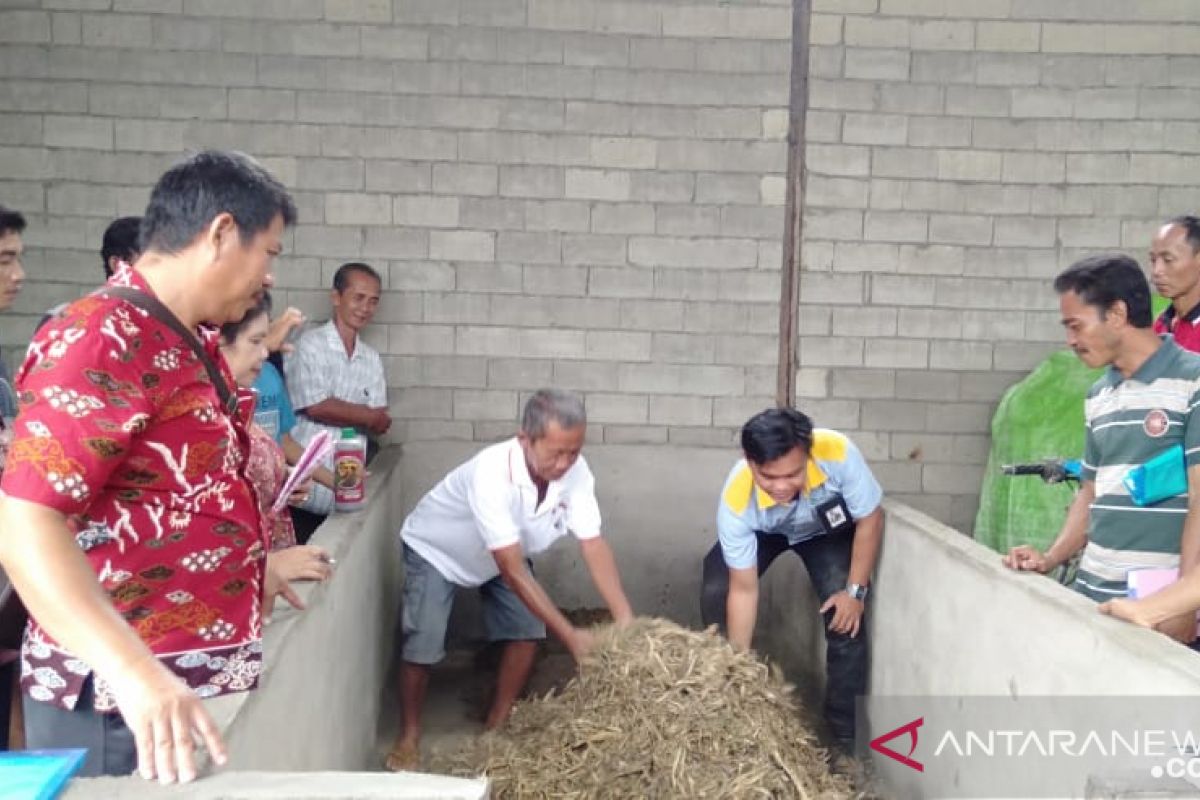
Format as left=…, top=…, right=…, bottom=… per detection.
left=1075, top=336, right=1200, bottom=601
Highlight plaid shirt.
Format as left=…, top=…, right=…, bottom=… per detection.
left=284, top=321, right=386, bottom=513
left=2, top=267, right=266, bottom=711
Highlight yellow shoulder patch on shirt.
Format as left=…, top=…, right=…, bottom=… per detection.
left=806, top=429, right=848, bottom=493
left=811, top=429, right=848, bottom=462
left=721, top=464, right=757, bottom=515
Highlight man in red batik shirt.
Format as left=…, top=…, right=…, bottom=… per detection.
left=0, top=151, right=298, bottom=783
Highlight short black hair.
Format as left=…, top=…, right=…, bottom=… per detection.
left=333, top=261, right=381, bottom=293
left=741, top=407, right=814, bottom=465
left=101, top=216, right=141, bottom=278
left=219, top=291, right=273, bottom=345
left=140, top=150, right=296, bottom=256
left=0, top=204, right=26, bottom=238
left=1167, top=215, right=1200, bottom=254
left=1053, top=254, right=1152, bottom=328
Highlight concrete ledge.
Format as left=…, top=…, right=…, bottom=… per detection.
left=758, top=498, right=1200, bottom=798
left=760, top=498, right=1200, bottom=697
left=1086, top=771, right=1200, bottom=799
left=212, top=447, right=402, bottom=771
left=871, top=498, right=1200, bottom=696
left=64, top=771, right=487, bottom=799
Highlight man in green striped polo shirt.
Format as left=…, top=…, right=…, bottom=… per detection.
left=1004, top=254, right=1200, bottom=642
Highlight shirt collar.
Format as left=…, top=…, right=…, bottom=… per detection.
left=1116, top=335, right=1179, bottom=386
left=507, top=438, right=536, bottom=488
left=754, top=459, right=829, bottom=510
left=321, top=319, right=361, bottom=360
left=505, top=437, right=574, bottom=499
left=1158, top=302, right=1200, bottom=329
left=108, top=263, right=220, bottom=349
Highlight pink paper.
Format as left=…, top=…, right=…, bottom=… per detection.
left=1127, top=567, right=1200, bottom=636
left=272, top=430, right=334, bottom=514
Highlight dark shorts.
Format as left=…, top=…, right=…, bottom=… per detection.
left=400, top=544, right=545, bottom=664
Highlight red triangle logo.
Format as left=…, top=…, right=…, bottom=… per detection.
left=869, top=717, right=925, bottom=772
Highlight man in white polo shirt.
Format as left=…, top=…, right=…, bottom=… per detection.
left=385, top=388, right=634, bottom=771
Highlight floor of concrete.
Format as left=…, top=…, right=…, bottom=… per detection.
left=373, top=642, right=576, bottom=775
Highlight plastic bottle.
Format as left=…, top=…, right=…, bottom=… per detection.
left=333, top=427, right=367, bottom=512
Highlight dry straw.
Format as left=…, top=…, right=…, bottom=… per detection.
left=431, top=617, right=859, bottom=799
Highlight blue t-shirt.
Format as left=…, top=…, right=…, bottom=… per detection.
left=716, top=429, right=883, bottom=570
left=251, top=361, right=295, bottom=443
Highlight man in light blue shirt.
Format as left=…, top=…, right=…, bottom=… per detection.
left=700, top=407, right=884, bottom=751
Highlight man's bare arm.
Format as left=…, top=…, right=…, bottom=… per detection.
left=577, top=536, right=633, bottom=623
left=846, top=506, right=884, bottom=587
left=1177, top=464, right=1200, bottom=575
left=726, top=566, right=758, bottom=650
left=0, top=498, right=153, bottom=683
left=298, top=398, right=379, bottom=429
left=1004, top=481, right=1093, bottom=572
left=491, top=544, right=589, bottom=660
left=0, top=496, right=226, bottom=783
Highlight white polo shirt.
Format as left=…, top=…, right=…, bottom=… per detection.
left=400, top=437, right=602, bottom=587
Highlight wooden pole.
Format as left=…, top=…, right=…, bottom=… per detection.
left=776, top=0, right=812, bottom=408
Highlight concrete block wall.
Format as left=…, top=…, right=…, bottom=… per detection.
left=4, top=0, right=1200, bottom=532
left=803, top=0, right=1200, bottom=531
left=0, top=0, right=793, bottom=455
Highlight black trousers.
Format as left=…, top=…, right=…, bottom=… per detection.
left=700, top=529, right=868, bottom=743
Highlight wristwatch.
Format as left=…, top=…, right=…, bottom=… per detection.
left=846, top=583, right=869, bottom=601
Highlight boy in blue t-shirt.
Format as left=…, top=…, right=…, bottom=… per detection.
left=252, top=360, right=296, bottom=443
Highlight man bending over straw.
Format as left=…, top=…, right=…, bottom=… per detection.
left=700, top=407, right=885, bottom=753
left=386, top=388, right=634, bottom=771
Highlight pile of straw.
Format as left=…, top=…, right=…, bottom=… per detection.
left=432, top=617, right=856, bottom=799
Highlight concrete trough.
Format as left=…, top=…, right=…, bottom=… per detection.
left=58, top=443, right=1200, bottom=798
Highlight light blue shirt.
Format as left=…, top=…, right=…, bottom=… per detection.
left=716, top=429, right=883, bottom=570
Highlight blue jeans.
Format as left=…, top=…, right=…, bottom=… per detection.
left=700, top=528, right=868, bottom=744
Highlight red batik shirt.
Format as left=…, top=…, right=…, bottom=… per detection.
left=1, top=267, right=267, bottom=711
